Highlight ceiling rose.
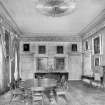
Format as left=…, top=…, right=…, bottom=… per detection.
left=35, top=0, right=77, bottom=17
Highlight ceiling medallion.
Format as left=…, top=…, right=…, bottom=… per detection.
left=35, top=0, right=77, bottom=17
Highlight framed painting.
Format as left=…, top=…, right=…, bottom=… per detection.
left=37, top=57, right=48, bottom=71
left=92, top=35, right=102, bottom=54
left=55, top=57, right=65, bottom=70
left=94, top=57, right=100, bottom=67
left=5, top=30, right=10, bottom=57
left=85, top=40, right=88, bottom=50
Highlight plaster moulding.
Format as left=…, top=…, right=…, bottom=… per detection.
left=80, top=9, right=105, bottom=40
left=82, top=20, right=105, bottom=40
left=0, top=15, right=20, bottom=38
left=0, top=1, right=22, bottom=35
left=0, top=14, right=15, bottom=34
left=20, top=35, right=82, bottom=42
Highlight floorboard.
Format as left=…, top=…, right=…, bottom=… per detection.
left=0, top=81, right=105, bottom=105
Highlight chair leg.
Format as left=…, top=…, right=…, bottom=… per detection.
left=32, top=95, right=44, bottom=105
left=9, top=94, right=15, bottom=104
left=41, top=96, right=44, bottom=105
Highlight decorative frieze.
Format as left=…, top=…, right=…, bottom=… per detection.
left=20, top=35, right=81, bottom=42
left=82, top=20, right=105, bottom=40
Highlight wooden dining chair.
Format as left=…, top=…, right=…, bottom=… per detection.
left=31, top=86, right=45, bottom=105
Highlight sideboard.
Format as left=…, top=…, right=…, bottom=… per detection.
left=34, top=72, right=69, bottom=82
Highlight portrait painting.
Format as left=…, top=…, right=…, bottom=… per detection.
left=94, top=36, right=100, bottom=54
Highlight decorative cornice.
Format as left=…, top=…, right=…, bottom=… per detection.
left=19, top=35, right=81, bottom=42
left=0, top=14, right=16, bottom=34
left=0, top=1, right=22, bottom=35
left=21, top=32, right=79, bottom=37
left=83, top=21, right=105, bottom=40
left=79, top=9, right=105, bottom=39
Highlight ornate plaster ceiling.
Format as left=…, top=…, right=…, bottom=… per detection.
left=0, top=0, right=105, bottom=36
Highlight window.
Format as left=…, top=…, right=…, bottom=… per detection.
left=57, top=46, right=64, bottom=54
left=55, top=57, right=65, bottom=70
left=71, top=44, right=77, bottom=52
left=23, top=43, right=30, bottom=51
left=38, top=46, right=46, bottom=54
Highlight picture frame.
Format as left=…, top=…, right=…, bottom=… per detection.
left=38, top=45, right=46, bottom=54
left=37, top=57, right=48, bottom=71
left=54, top=57, right=65, bottom=70
left=92, top=34, right=102, bottom=54
left=23, top=43, right=30, bottom=52
left=71, top=44, right=77, bottom=52
left=56, top=45, right=64, bottom=54
left=85, top=40, right=88, bottom=50
left=94, top=57, right=100, bottom=67
left=5, top=30, right=10, bottom=56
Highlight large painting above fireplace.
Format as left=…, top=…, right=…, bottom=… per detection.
left=37, top=57, right=48, bottom=71
left=55, top=57, right=65, bottom=70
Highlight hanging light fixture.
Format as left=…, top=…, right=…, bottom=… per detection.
left=35, top=0, right=77, bottom=17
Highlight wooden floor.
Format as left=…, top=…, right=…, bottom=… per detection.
left=0, top=81, right=105, bottom=105
left=67, top=81, right=105, bottom=105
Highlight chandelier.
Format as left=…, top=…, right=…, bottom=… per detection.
left=35, top=0, right=77, bottom=17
